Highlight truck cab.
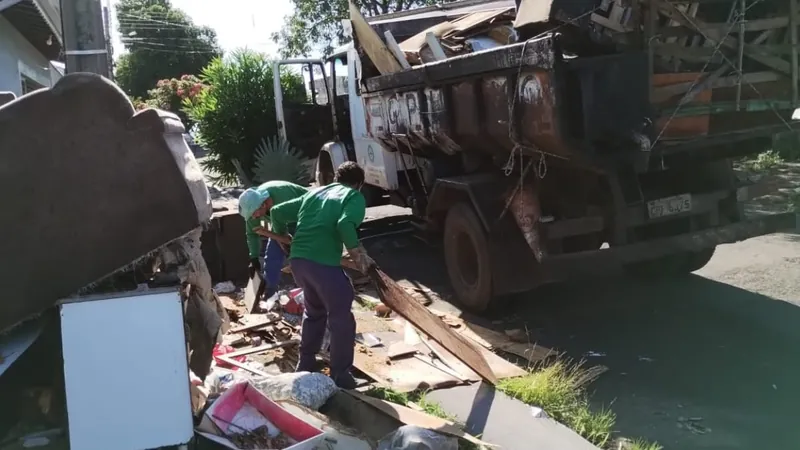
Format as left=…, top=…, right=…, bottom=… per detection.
left=273, top=46, right=431, bottom=211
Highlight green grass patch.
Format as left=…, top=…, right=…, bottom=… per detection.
left=741, top=150, right=784, bottom=173
left=628, top=438, right=664, bottom=450
left=497, top=361, right=614, bottom=447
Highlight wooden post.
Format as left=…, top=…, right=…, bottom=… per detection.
left=736, top=0, right=746, bottom=110
left=61, top=0, right=111, bottom=76
left=791, top=0, right=799, bottom=106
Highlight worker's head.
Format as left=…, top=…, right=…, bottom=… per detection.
left=238, top=188, right=275, bottom=220
left=335, top=161, right=365, bottom=190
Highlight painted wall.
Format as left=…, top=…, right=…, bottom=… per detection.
left=0, top=16, right=56, bottom=96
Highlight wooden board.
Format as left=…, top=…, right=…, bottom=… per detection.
left=344, top=390, right=491, bottom=447
left=369, top=269, right=498, bottom=384
left=423, top=336, right=525, bottom=380
left=353, top=347, right=462, bottom=392
left=229, top=315, right=280, bottom=334
left=243, top=272, right=264, bottom=313
left=431, top=310, right=556, bottom=366
left=349, top=1, right=402, bottom=75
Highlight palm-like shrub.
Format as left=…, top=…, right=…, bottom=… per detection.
left=251, top=136, right=311, bottom=185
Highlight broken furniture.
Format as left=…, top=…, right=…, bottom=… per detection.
left=0, top=73, right=213, bottom=334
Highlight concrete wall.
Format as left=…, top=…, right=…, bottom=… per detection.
left=0, top=16, right=55, bottom=96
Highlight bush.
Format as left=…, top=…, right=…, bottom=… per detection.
left=251, top=136, right=311, bottom=185
left=143, top=75, right=207, bottom=126
left=186, top=50, right=305, bottom=186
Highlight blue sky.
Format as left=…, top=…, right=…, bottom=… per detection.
left=109, top=0, right=294, bottom=58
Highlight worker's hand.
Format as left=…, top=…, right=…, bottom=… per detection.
left=248, top=258, right=261, bottom=278
left=349, top=245, right=377, bottom=274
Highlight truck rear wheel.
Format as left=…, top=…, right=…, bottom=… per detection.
left=626, top=247, right=716, bottom=278
left=444, top=202, right=493, bottom=313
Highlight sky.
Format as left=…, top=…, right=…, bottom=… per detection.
left=109, top=0, right=294, bottom=59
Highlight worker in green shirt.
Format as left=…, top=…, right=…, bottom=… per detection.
left=270, top=162, right=376, bottom=389
left=238, top=180, right=307, bottom=297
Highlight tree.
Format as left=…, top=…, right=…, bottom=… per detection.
left=115, top=0, right=221, bottom=98
left=185, top=50, right=306, bottom=186
left=273, top=0, right=456, bottom=57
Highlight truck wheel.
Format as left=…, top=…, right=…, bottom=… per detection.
left=444, top=202, right=493, bottom=313
left=625, top=247, right=716, bottom=278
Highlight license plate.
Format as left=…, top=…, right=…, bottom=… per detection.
left=647, top=194, right=692, bottom=219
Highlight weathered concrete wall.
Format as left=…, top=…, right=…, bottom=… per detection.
left=0, top=16, right=52, bottom=95
left=0, top=73, right=212, bottom=332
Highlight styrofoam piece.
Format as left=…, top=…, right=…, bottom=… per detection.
left=198, top=381, right=325, bottom=450
left=60, top=289, right=193, bottom=450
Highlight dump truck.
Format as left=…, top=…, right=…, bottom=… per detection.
left=273, top=0, right=800, bottom=312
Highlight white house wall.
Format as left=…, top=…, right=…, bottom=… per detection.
left=0, top=15, right=54, bottom=95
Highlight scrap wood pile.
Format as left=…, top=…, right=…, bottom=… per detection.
left=353, top=0, right=799, bottom=139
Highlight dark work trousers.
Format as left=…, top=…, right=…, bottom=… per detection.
left=290, top=258, right=356, bottom=379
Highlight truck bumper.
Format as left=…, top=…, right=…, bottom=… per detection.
left=541, top=212, right=798, bottom=276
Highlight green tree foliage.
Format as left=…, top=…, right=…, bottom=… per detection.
left=143, top=75, right=207, bottom=126
left=115, top=0, right=221, bottom=98
left=273, top=0, right=456, bottom=57
left=185, top=50, right=306, bottom=186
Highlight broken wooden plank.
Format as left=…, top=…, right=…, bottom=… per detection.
left=344, top=390, right=492, bottom=447
left=349, top=1, right=402, bottom=75
left=229, top=315, right=281, bottom=334
left=432, top=310, right=556, bottom=366
left=384, top=31, right=411, bottom=70
left=368, top=269, right=497, bottom=384
left=216, top=355, right=270, bottom=378
left=223, top=339, right=299, bottom=359
left=424, top=32, right=448, bottom=61
left=652, top=0, right=791, bottom=74
left=243, top=271, right=265, bottom=314
left=353, top=345, right=462, bottom=392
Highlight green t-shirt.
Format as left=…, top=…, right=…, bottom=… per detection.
left=244, top=181, right=308, bottom=259
left=271, top=183, right=366, bottom=267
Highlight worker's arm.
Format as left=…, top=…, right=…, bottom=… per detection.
left=270, top=196, right=303, bottom=236
left=336, top=193, right=366, bottom=250
left=244, top=216, right=262, bottom=259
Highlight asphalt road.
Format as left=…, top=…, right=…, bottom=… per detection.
left=365, top=209, right=800, bottom=449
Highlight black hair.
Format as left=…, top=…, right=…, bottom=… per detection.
left=334, top=161, right=365, bottom=188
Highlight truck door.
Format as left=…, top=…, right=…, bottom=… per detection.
left=273, top=59, right=335, bottom=161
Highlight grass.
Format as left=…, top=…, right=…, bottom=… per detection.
left=627, top=438, right=664, bottom=450
left=741, top=150, right=784, bottom=173
left=497, top=361, right=614, bottom=447
left=365, top=362, right=661, bottom=450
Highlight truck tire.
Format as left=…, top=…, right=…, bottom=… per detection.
left=444, top=202, right=493, bottom=313
left=625, top=246, right=716, bottom=278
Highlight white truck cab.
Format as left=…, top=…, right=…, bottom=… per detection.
left=272, top=43, right=431, bottom=207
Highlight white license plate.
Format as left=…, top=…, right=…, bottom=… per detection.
left=647, top=194, right=692, bottom=219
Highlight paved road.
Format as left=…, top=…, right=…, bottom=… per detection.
left=366, top=209, right=800, bottom=449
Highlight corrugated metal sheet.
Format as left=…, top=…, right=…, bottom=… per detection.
left=1, top=0, right=62, bottom=60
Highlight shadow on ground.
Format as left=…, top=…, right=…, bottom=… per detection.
left=368, top=233, right=800, bottom=450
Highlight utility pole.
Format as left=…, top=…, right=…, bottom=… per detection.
left=61, top=0, right=110, bottom=77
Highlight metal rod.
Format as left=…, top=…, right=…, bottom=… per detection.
left=645, top=0, right=656, bottom=103
left=736, top=0, right=746, bottom=110
left=791, top=0, right=799, bottom=106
